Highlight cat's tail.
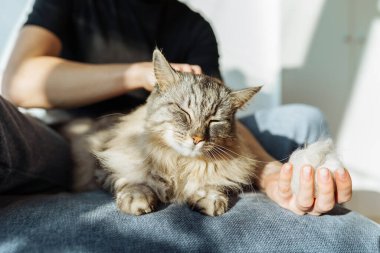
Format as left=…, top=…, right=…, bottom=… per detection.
left=289, top=138, right=336, bottom=167
left=56, top=118, right=99, bottom=192
left=289, top=138, right=344, bottom=196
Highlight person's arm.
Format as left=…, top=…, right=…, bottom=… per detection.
left=237, top=122, right=352, bottom=215
left=2, top=26, right=199, bottom=109
left=1, top=26, right=138, bottom=108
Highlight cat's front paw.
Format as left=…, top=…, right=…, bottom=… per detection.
left=188, top=189, right=228, bottom=216
left=116, top=184, right=158, bottom=215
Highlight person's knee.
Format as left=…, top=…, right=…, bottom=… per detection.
left=288, top=104, right=326, bottom=125
left=284, top=104, right=330, bottom=144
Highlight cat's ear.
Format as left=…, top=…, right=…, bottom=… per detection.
left=230, top=86, right=262, bottom=109
left=153, top=49, right=179, bottom=91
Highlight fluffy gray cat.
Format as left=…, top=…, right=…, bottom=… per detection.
left=63, top=49, right=343, bottom=216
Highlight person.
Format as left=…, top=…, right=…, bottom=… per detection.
left=0, top=0, right=378, bottom=252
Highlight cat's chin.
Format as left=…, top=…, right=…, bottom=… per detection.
left=169, top=142, right=203, bottom=157
left=163, top=130, right=203, bottom=157
left=177, top=149, right=202, bottom=158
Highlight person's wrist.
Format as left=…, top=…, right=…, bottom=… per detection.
left=260, top=161, right=282, bottom=191
left=122, top=62, right=154, bottom=91
left=261, top=171, right=279, bottom=192
left=122, top=63, right=142, bottom=90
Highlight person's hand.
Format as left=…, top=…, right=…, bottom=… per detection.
left=264, top=163, right=352, bottom=215
left=125, top=62, right=202, bottom=92
left=170, top=63, right=202, bottom=74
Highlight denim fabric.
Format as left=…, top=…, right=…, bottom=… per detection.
left=240, top=103, right=330, bottom=162
left=0, top=95, right=379, bottom=252
left=0, top=191, right=379, bottom=253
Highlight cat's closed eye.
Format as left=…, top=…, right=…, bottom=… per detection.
left=209, top=119, right=228, bottom=126
left=168, top=103, right=192, bottom=124
left=178, top=108, right=191, bottom=124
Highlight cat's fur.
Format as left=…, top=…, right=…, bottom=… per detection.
left=63, top=50, right=345, bottom=216
left=63, top=49, right=262, bottom=216
left=289, top=138, right=343, bottom=196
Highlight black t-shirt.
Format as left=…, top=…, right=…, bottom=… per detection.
left=24, top=0, right=221, bottom=120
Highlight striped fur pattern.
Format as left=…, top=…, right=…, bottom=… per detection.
left=66, top=50, right=261, bottom=216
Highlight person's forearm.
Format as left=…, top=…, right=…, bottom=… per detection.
left=3, top=56, right=144, bottom=109
left=237, top=121, right=282, bottom=190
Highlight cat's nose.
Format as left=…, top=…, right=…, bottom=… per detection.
left=192, top=135, right=204, bottom=145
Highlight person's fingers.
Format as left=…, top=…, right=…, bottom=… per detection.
left=277, top=163, right=293, bottom=201
left=179, top=64, right=193, bottom=73
left=312, top=168, right=335, bottom=214
left=170, top=64, right=183, bottom=72
left=334, top=168, right=352, bottom=204
left=191, top=65, right=202, bottom=74
left=171, top=63, right=202, bottom=74
left=295, top=166, right=315, bottom=212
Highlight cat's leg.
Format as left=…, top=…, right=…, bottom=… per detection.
left=146, top=172, right=175, bottom=203
left=187, top=187, right=228, bottom=216
left=91, top=154, right=159, bottom=215
left=114, top=181, right=158, bottom=215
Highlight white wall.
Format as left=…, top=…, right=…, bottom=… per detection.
left=282, top=0, right=380, bottom=221
left=180, top=0, right=282, bottom=115
left=337, top=16, right=380, bottom=191
left=282, top=0, right=380, bottom=190
left=282, top=0, right=351, bottom=138
left=0, top=0, right=33, bottom=92
left=0, top=0, right=32, bottom=75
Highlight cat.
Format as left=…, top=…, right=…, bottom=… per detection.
left=62, top=49, right=344, bottom=216
left=62, top=49, right=261, bottom=216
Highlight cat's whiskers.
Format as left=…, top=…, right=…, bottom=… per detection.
left=205, top=150, right=219, bottom=162
left=207, top=150, right=218, bottom=162
left=209, top=148, right=222, bottom=160
left=211, top=147, right=230, bottom=161
left=204, top=151, right=216, bottom=162
left=213, top=143, right=256, bottom=162
left=213, top=146, right=235, bottom=160
left=213, top=143, right=291, bottom=164
left=207, top=149, right=221, bottom=161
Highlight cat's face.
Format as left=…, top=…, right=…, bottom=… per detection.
left=145, top=50, right=261, bottom=158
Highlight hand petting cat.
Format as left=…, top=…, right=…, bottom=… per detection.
left=125, top=62, right=202, bottom=91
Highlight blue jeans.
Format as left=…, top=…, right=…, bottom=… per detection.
left=0, top=96, right=379, bottom=253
